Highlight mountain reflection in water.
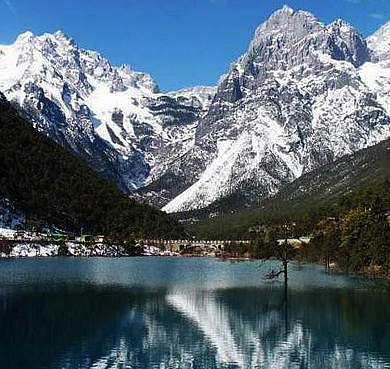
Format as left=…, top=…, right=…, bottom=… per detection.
left=0, top=258, right=389, bottom=369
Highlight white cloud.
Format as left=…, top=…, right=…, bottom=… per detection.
left=208, top=0, right=227, bottom=4
left=369, top=13, right=385, bottom=19
left=2, top=0, right=17, bottom=17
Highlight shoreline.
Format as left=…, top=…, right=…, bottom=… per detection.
left=0, top=241, right=180, bottom=258
left=216, top=253, right=390, bottom=281
left=3, top=242, right=390, bottom=282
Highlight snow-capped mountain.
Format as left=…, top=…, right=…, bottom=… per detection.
left=0, top=30, right=215, bottom=193
left=3, top=5, right=390, bottom=214
left=161, top=6, right=390, bottom=213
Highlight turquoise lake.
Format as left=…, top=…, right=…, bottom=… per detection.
left=0, top=257, right=390, bottom=369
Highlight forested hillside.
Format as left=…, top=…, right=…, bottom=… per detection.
left=0, top=93, right=183, bottom=239
left=183, top=178, right=390, bottom=275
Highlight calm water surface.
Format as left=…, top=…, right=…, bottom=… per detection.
left=0, top=257, right=390, bottom=369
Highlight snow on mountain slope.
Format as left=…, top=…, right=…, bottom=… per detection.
left=3, top=7, right=390, bottom=214
left=367, top=21, right=390, bottom=62
left=361, top=22, right=390, bottom=116
left=168, top=86, right=217, bottom=112
left=0, top=31, right=211, bottom=193
left=162, top=6, right=390, bottom=213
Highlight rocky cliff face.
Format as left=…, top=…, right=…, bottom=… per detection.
left=161, top=6, right=390, bottom=212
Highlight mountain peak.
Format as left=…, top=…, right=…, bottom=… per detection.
left=254, top=6, right=321, bottom=39
left=53, top=30, right=70, bottom=40
left=274, top=4, right=294, bottom=16
left=268, top=5, right=319, bottom=23
left=245, top=6, right=322, bottom=67
left=328, top=18, right=358, bottom=34
left=15, top=31, right=35, bottom=43
left=267, top=4, right=296, bottom=24
left=118, top=63, right=132, bottom=74
left=331, top=18, right=350, bottom=27
left=326, top=18, right=369, bottom=67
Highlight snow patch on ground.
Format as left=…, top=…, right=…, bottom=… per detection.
left=0, top=241, right=179, bottom=258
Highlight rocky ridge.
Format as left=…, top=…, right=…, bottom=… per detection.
left=162, top=6, right=390, bottom=212
left=0, top=31, right=215, bottom=193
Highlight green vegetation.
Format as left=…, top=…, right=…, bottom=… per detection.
left=185, top=179, right=390, bottom=277
left=0, top=93, right=184, bottom=239
left=302, top=180, right=390, bottom=275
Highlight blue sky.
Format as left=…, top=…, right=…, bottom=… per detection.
left=0, top=0, right=389, bottom=91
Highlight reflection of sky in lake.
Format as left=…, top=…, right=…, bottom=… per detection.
left=0, top=257, right=389, bottom=369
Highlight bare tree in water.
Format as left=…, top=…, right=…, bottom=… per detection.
left=258, top=222, right=296, bottom=336
left=263, top=222, right=296, bottom=286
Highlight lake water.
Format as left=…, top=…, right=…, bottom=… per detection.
left=0, top=257, right=390, bottom=369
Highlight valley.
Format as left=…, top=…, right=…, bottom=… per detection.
left=3, top=3, right=390, bottom=369
left=1, top=5, right=390, bottom=273
left=2, top=6, right=390, bottom=215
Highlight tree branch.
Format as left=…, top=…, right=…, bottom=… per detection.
left=264, top=268, right=285, bottom=280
